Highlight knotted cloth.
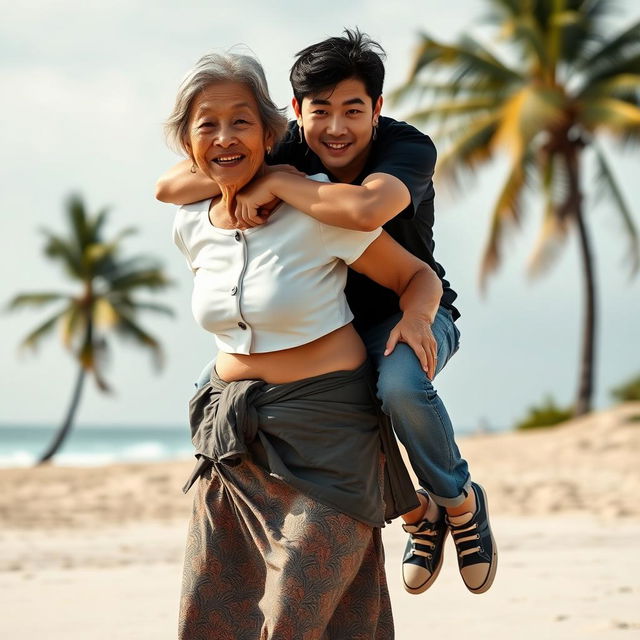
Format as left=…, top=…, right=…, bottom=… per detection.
left=182, top=362, right=418, bottom=526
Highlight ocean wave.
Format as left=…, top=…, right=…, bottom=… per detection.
left=0, top=442, right=193, bottom=468
left=0, top=451, right=36, bottom=468
left=124, top=441, right=167, bottom=460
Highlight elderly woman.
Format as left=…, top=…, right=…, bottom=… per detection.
left=166, top=52, right=443, bottom=640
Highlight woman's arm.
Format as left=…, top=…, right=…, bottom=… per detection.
left=155, top=160, right=307, bottom=207
left=155, top=159, right=221, bottom=204
left=349, top=231, right=443, bottom=378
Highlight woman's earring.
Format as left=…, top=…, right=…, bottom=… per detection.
left=190, top=163, right=197, bottom=174
left=372, top=122, right=379, bottom=141
left=266, top=146, right=272, bottom=154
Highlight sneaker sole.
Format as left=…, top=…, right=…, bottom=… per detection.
left=402, top=528, right=449, bottom=594
left=467, top=483, right=498, bottom=595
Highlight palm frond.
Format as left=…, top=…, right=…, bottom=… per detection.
left=86, top=232, right=138, bottom=281
left=580, top=97, right=640, bottom=140
left=111, top=300, right=175, bottom=317
left=494, top=85, right=567, bottom=160
left=92, top=227, right=137, bottom=265
left=103, top=263, right=173, bottom=293
left=388, top=80, right=503, bottom=106
left=577, top=19, right=640, bottom=74
left=5, top=292, right=69, bottom=311
left=499, top=12, right=550, bottom=74
left=18, top=308, right=68, bottom=352
left=41, top=229, right=83, bottom=279
left=554, top=0, right=620, bottom=67
left=91, top=207, right=111, bottom=240
left=59, top=305, right=87, bottom=349
left=407, top=32, right=523, bottom=86
left=66, top=194, right=92, bottom=251
left=581, top=52, right=640, bottom=89
left=85, top=242, right=117, bottom=266
left=484, top=0, right=522, bottom=22
left=581, top=0, right=620, bottom=21
left=579, top=73, right=640, bottom=105
left=554, top=9, right=591, bottom=64
left=410, top=96, right=503, bottom=116
left=527, top=153, right=571, bottom=278
left=592, top=143, right=640, bottom=275
left=115, top=314, right=164, bottom=369
left=479, top=150, right=534, bottom=290
left=92, top=298, right=121, bottom=330
left=433, top=113, right=502, bottom=188
left=458, top=33, right=516, bottom=70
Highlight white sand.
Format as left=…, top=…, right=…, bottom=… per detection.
left=1, top=402, right=639, bottom=638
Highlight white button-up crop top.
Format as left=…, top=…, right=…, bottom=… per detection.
left=173, top=174, right=382, bottom=355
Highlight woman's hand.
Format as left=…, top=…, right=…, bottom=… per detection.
left=384, top=312, right=438, bottom=380
left=234, top=166, right=307, bottom=228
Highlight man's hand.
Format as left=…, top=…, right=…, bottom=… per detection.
left=234, top=165, right=306, bottom=228
left=384, top=313, right=438, bottom=380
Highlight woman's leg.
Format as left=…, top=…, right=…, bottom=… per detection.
left=178, top=466, right=265, bottom=639
left=179, top=459, right=393, bottom=640
left=325, top=527, right=394, bottom=639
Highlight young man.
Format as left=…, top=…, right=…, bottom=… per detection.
left=157, top=29, right=497, bottom=595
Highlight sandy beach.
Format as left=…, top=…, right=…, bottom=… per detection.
left=1, top=402, right=639, bottom=638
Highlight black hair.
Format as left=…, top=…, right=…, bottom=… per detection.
left=290, top=28, right=386, bottom=106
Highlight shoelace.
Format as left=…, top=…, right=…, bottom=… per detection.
left=451, top=521, right=481, bottom=557
left=404, top=522, right=438, bottom=559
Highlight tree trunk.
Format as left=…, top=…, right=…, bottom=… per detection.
left=567, top=147, right=596, bottom=416
left=37, top=364, right=87, bottom=464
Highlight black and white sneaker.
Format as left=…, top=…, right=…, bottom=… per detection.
left=401, top=490, right=448, bottom=594
left=447, top=482, right=498, bottom=594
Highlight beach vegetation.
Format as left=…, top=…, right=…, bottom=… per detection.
left=514, top=395, right=572, bottom=430
left=392, top=0, right=640, bottom=417
left=611, top=372, right=640, bottom=402
left=6, top=194, right=173, bottom=464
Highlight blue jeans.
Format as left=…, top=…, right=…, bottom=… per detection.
left=360, top=306, right=471, bottom=507
left=194, top=306, right=470, bottom=507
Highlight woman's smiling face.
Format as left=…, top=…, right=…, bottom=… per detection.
left=186, top=81, right=272, bottom=196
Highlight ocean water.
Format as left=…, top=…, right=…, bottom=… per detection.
left=0, top=421, right=487, bottom=468
left=0, top=424, right=194, bottom=467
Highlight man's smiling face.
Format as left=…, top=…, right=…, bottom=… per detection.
left=293, top=77, right=382, bottom=183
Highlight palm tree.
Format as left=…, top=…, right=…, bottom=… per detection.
left=6, top=194, right=173, bottom=463
left=392, top=0, right=640, bottom=416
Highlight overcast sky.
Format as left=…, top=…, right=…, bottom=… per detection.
left=1, top=0, right=639, bottom=432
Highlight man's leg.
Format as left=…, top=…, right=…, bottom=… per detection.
left=195, top=359, right=215, bottom=389
left=361, top=307, right=496, bottom=594
left=362, top=306, right=469, bottom=504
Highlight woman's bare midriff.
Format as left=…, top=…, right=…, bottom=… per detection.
left=215, top=324, right=367, bottom=384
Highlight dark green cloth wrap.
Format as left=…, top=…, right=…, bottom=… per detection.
left=182, top=362, right=418, bottom=527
